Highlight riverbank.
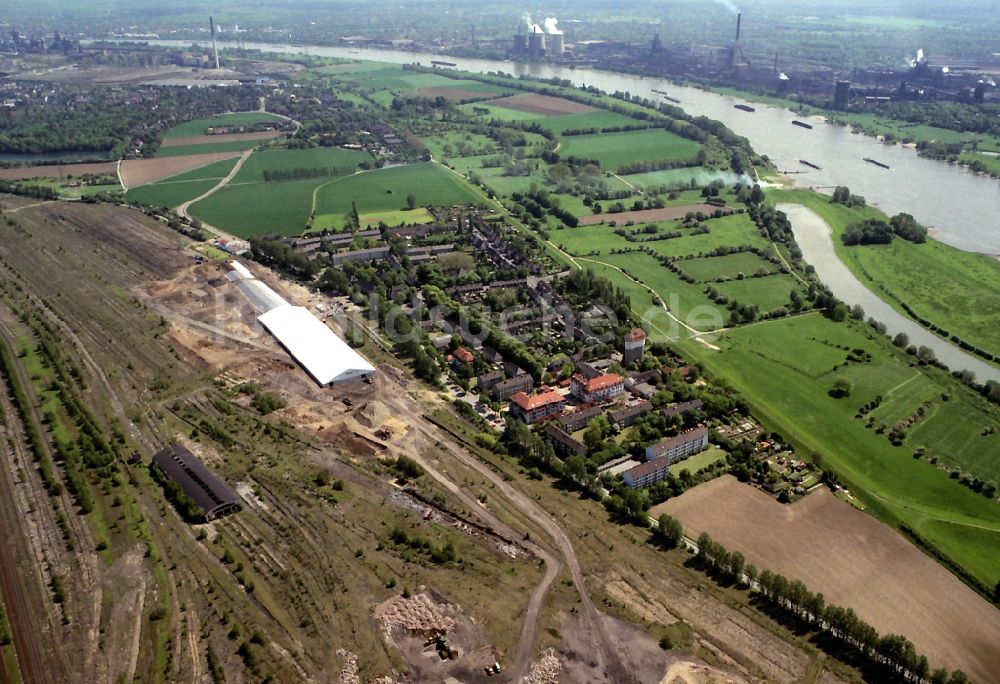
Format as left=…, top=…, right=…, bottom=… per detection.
left=771, top=189, right=1000, bottom=374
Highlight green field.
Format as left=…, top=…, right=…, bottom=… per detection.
left=716, top=275, right=804, bottom=312
left=680, top=252, right=778, bottom=282
left=156, top=138, right=268, bottom=158
left=126, top=179, right=219, bottom=209
left=232, top=147, right=372, bottom=183
left=595, top=252, right=724, bottom=331
left=558, top=128, right=701, bottom=171
left=669, top=445, right=727, bottom=477
left=163, top=112, right=284, bottom=139
left=159, top=157, right=240, bottom=184
left=621, top=168, right=745, bottom=189
left=190, top=179, right=320, bottom=237
left=312, top=162, right=485, bottom=230
left=769, top=189, right=1000, bottom=362
left=683, top=313, right=1000, bottom=587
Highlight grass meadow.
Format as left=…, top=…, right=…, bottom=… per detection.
left=558, top=128, right=701, bottom=170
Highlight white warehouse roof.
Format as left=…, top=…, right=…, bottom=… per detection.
left=258, top=304, right=375, bottom=386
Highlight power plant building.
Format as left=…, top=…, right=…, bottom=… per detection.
left=528, top=29, right=546, bottom=57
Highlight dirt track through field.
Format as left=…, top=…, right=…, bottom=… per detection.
left=577, top=203, right=726, bottom=226
left=119, top=151, right=243, bottom=188
left=655, top=476, right=1000, bottom=683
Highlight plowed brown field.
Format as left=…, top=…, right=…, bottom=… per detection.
left=653, top=476, right=1000, bottom=683
left=490, top=93, right=594, bottom=116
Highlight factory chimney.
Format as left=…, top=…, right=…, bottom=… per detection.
left=209, top=16, right=220, bottom=69
left=735, top=13, right=742, bottom=44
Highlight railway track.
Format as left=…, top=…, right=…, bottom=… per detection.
left=0, top=357, right=51, bottom=684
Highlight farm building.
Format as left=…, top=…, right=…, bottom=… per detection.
left=645, top=427, right=709, bottom=464
left=258, top=304, right=375, bottom=386
left=151, top=445, right=241, bottom=521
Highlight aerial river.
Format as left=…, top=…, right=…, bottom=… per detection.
left=778, top=204, right=1000, bottom=383
left=118, top=39, right=1000, bottom=377
left=132, top=38, right=1000, bottom=255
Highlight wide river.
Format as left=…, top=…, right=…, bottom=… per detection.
left=120, top=39, right=1000, bottom=378
left=132, top=38, right=1000, bottom=255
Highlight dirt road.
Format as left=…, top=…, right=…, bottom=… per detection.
left=386, top=396, right=633, bottom=682
left=176, top=148, right=253, bottom=243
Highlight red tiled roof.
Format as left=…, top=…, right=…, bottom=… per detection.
left=453, top=347, right=474, bottom=363
left=585, top=373, right=623, bottom=393
left=510, top=391, right=564, bottom=412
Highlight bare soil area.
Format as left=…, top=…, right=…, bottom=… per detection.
left=558, top=609, right=673, bottom=684
left=374, top=591, right=501, bottom=683
left=120, top=152, right=243, bottom=187
left=490, top=93, right=595, bottom=116
left=578, top=203, right=727, bottom=226
left=654, top=476, right=1000, bottom=683
left=159, top=131, right=284, bottom=148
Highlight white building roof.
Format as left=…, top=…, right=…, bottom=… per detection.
left=258, top=304, right=375, bottom=386
left=229, top=261, right=254, bottom=281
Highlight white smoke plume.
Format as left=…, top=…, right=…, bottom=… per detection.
left=917, top=48, right=924, bottom=63
left=778, top=72, right=789, bottom=81
left=715, top=0, right=740, bottom=13
left=523, top=13, right=543, bottom=34
left=544, top=17, right=562, bottom=35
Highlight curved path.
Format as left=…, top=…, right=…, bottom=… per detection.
left=779, top=203, right=1000, bottom=383
left=175, top=148, right=254, bottom=243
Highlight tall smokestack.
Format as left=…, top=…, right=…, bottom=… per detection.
left=210, top=16, right=220, bottom=69
left=735, top=13, right=741, bottom=43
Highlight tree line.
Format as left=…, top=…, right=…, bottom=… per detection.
left=261, top=166, right=355, bottom=182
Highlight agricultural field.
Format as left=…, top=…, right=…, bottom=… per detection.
left=189, top=178, right=320, bottom=236
left=312, top=162, right=486, bottom=230
left=119, top=151, right=243, bottom=187
left=231, top=147, right=372, bottom=183
left=125, top=157, right=238, bottom=209
left=715, top=274, right=804, bottom=313
left=683, top=313, right=1000, bottom=588
left=654, top=476, right=1000, bottom=684
left=558, top=129, right=701, bottom=171
left=155, top=138, right=271, bottom=158
left=162, top=112, right=285, bottom=139
left=679, top=252, right=778, bottom=281
left=769, top=189, right=1000, bottom=362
